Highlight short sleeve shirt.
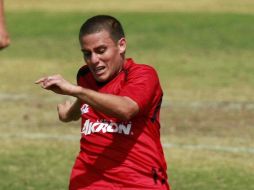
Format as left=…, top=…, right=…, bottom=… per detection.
left=71, top=58, right=169, bottom=190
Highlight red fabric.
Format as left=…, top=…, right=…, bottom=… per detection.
left=70, top=58, right=170, bottom=190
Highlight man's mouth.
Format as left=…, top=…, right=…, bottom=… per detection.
left=94, top=66, right=106, bottom=75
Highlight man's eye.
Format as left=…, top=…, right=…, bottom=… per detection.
left=98, top=48, right=106, bottom=54
left=83, top=52, right=91, bottom=58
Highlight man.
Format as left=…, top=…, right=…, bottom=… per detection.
left=0, top=0, right=10, bottom=50
left=36, top=15, right=170, bottom=190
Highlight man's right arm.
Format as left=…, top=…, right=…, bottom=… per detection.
left=57, top=99, right=81, bottom=122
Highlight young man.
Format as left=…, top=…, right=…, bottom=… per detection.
left=36, top=15, right=170, bottom=190
left=0, top=0, right=10, bottom=50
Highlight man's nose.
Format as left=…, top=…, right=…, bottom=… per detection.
left=91, top=53, right=99, bottom=64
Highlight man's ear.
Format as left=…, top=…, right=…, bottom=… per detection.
left=118, top=38, right=126, bottom=54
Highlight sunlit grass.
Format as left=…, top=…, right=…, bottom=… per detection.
left=6, top=0, right=254, bottom=14
left=0, top=137, right=253, bottom=190
left=2, top=12, right=254, bottom=101
left=1, top=5, right=254, bottom=190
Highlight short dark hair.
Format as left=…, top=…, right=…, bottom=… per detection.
left=79, top=15, right=125, bottom=43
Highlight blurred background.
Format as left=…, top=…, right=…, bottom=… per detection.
left=1, top=0, right=254, bottom=189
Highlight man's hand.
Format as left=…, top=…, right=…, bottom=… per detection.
left=35, top=75, right=82, bottom=122
left=35, top=74, right=80, bottom=96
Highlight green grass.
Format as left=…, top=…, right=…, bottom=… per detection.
left=1, top=6, right=254, bottom=190
left=0, top=137, right=253, bottom=190
left=6, top=0, right=254, bottom=14
left=2, top=11, right=254, bottom=101
left=0, top=139, right=77, bottom=190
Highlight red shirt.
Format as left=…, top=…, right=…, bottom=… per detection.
left=70, top=58, right=170, bottom=190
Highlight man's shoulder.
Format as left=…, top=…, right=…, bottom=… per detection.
left=126, top=59, right=158, bottom=76
left=76, top=65, right=90, bottom=82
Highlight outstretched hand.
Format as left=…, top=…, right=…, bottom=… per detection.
left=35, top=74, right=79, bottom=96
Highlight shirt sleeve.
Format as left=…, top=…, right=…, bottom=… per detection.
left=119, top=65, right=162, bottom=116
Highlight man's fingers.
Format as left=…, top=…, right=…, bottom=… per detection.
left=58, top=100, right=72, bottom=107
left=57, top=103, right=62, bottom=111
left=65, top=100, right=71, bottom=105
left=35, top=76, right=58, bottom=89
left=35, top=77, right=46, bottom=84
left=43, top=79, right=60, bottom=89
left=35, top=74, right=70, bottom=95
left=35, top=76, right=55, bottom=85
left=35, top=75, right=61, bottom=84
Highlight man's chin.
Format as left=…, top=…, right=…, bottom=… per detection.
left=94, top=74, right=109, bottom=83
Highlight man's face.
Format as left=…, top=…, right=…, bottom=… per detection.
left=80, top=30, right=126, bottom=82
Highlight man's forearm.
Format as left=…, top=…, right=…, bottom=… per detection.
left=67, top=100, right=81, bottom=121
left=73, top=86, right=139, bottom=121
left=58, top=99, right=81, bottom=122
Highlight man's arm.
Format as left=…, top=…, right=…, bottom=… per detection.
left=0, top=0, right=10, bottom=50
left=57, top=99, right=81, bottom=122
left=74, top=87, right=139, bottom=121
left=35, top=75, right=139, bottom=121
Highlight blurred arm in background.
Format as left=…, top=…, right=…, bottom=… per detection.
left=0, top=0, right=10, bottom=50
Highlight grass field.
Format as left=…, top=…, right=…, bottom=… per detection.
left=1, top=1, right=254, bottom=190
